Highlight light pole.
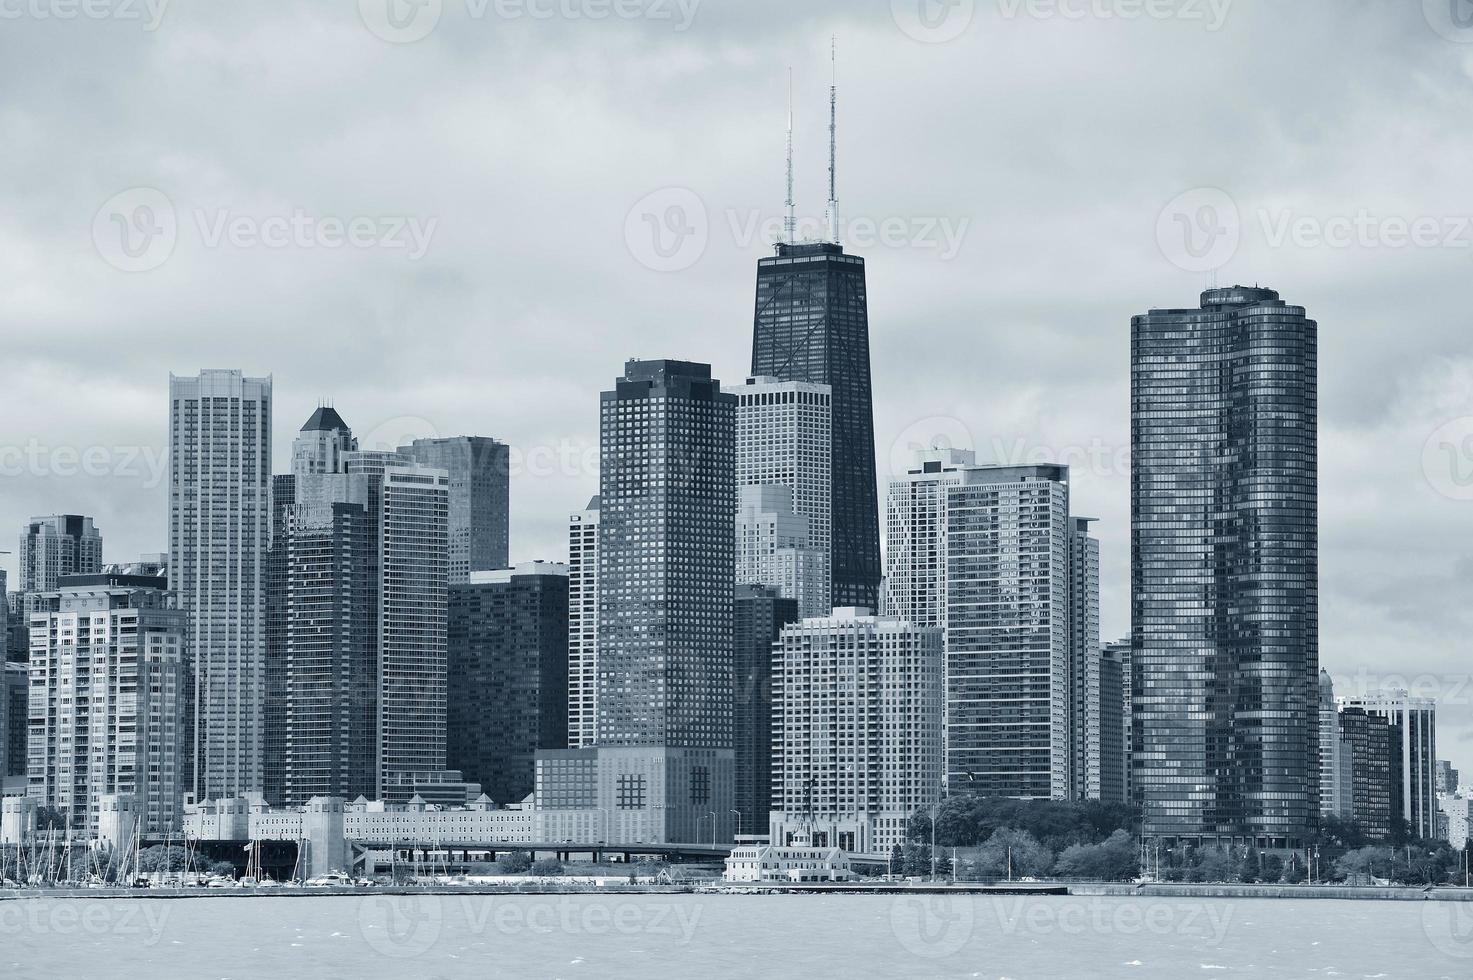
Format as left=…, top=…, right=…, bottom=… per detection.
left=929, top=804, right=938, bottom=882
left=730, top=809, right=742, bottom=839
left=707, top=811, right=719, bottom=848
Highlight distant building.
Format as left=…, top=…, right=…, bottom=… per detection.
left=448, top=562, right=569, bottom=804
left=567, top=498, right=600, bottom=749
left=733, top=584, right=798, bottom=839
left=534, top=359, right=737, bottom=845
left=1340, top=692, right=1438, bottom=839
left=882, top=448, right=976, bottom=628
left=735, top=485, right=827, bottom=618
left=266, top=408, right=375, bottom=807
left=1338, top=706, right=1392, bottom=840
left=751, top=241, right=881, bottom=611
left=1438, top=793, right=1470, bottom=850
left=1066, top=516, right=1102, bottom=800
left=377, top=464, right=451, bottom=796
left=2, top=661, right=26, bottom=783
left=399, top=437, right=511, bottom=583
left=19, top=515, right=102, bottom=593
left=1319, top=671, right=1345, bottom=819
left=1437, top=759, right=1460, bottom=796
left=770, top=608, right=944, bottom=854
left=1132, top=288, right=1318, bottom=847
left=729, top=375, right=832, bottom=614
left=27, top=575, right=187, bottom=836
left=1097, top=640, right=1131, bottom=804
left=945, top=464, right=1076, bottom=800
left=169, top=370, right=272, bottom=801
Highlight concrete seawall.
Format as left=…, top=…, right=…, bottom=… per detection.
left=1070, top=882, right=1473, bottom=901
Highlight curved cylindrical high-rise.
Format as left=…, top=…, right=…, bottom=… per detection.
left=1131, top=286, right=1318, bottom=847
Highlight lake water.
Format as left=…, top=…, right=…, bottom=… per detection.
left=4, top=893, right=1472, bottom=978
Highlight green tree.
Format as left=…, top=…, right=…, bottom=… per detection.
left=972, top=828, right=1053, bottom=879
left=497, top=850, right=533, bottom=874
left=531, top=857, right=564, bottom=876
left=1053, top=830, right=1139, bottom=881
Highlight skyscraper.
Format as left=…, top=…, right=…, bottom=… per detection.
left=594, top=360, right=736, bottom=753
left=729, top=375, right=832, bottom=613
left=1066, top=517, right=1102, bottom=801
left=733, top=584, right=797, bottom=838
left=266, top=407, right=376, bottom=806
left=1097, top=640, right=1131, bottom=805
left=1337, top=706, right=1392, bottom=840
left=882, top=448, right=977, bottom=626
left=1340, top=691, right=1438, bottom=840
left=752, top=241, right=880, bottom=611
left=377, top=464, right=450, bottom=796
left=945, top=464, right=1074, bottom=800
left=168, top=370, right=272, bottom=801
left=567, top=497, right=600, bottom=749
left=769, top=608, right=944, bottom=853
left=536, top=359, right=737, bottom=845
left=1131, top=287, right=1318, bottom=847
left=734, top=485, right=828, bottom=618
left=447, top=562, right=568, bottom=804
left=27, top=573, right=187, bottom=836
left=399, top=437, right=510, bottom=583
left=19, top=516, right=103, bottom=593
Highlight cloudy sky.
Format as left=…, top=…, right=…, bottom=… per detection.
left=4, top=0, right=1473, bottom=775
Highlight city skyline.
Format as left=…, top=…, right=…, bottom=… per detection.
left=5, top=2, right=1473, bottom=783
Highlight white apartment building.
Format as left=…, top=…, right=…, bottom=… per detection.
left=735, top=485, right=828, bottom=618
left=567, top=497, right=599, bottom=749
left=770, top=608, right=944, bottom=854
left=730, top=376, right=832, bottom=614
left=27, top=576, right=187, bottom=836
left=169, top=370, right=272, bottom=801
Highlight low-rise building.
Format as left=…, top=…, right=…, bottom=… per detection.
left=724, top=843, right=853, bottom=882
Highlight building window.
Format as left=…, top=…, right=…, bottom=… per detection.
left=616, top=774, right=647, bottom=810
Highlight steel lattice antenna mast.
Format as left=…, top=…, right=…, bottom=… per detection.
left=826, top=35, right=839, bottom=244
left=785, top=67, right=797, bottom=245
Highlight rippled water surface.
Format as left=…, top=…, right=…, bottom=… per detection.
left=5, top=893, right=1472, bottom=978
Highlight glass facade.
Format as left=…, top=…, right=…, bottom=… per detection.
left=752, top=242, right=881, bottom=611
left=596, top=359, right=736, bottom=750
left=1131, top=286, right=1318, bottom=846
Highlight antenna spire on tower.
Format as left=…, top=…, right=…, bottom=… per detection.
left=785, top=67, right=797, bottom=246
left=826, top=35, right=839, bottom=244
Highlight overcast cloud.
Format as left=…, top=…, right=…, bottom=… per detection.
left=3, top=0, right=1473, bottom=774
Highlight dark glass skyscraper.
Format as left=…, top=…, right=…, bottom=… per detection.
left=1131, top=286, right=1318, bottom=847
left=448, top=563, right=569, bottom=804
left=752, top=242, right=880, bottom=610
left=733, top=584, right=798, bottom=838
